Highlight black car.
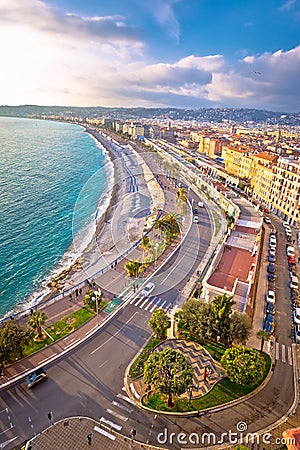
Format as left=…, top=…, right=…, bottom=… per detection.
left=268, top=254, right=276, bottom=262
left=267, top=262, right=275, bottom=274
left=193, top=208, right=198, bottom=215
left=25, top=368, right=48, bottom=389
left=268, top=273, right=275, bottom=282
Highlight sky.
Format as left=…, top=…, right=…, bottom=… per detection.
left=0, top=0, right=300, bottom=112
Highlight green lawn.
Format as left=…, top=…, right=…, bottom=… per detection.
left=22, top=306, right=97, bottom=358
left=143, top=351, right=271, bottom=412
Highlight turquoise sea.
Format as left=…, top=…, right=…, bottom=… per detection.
left=0, top=117, right=111, bottom=318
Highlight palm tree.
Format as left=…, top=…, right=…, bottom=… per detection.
left=256, top=330, right=270, bottom=352
left=165, top=212, right=182, bottom=235
left=139, top=234, right=151, bottom=265
left=124, top=260, right=142, bottom=277
left=28, top=310, right=48, bottom=340
left=176, top=187, right=187, bottom=203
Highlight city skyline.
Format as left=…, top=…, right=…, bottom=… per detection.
left=1, top=0, right=300, bottom=111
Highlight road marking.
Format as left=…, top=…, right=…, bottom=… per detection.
left=159, top=300, right=167, bottom=309
left=282, top=344, right=286, bottom=363
left=144, top=299, right=155, bottom=311
left=0, top=425, right=15, bottom=436
left=85, top=325, right=97, bottom=335
left=0, top=436, right=18, bottom=448
left=94, top=425, right=116, bottom=441
left=117, top=393, right=135, bottom=405
left=140, top=296, right=153, bottom=309
left=106, top=409, right=128, bottom=421
left=0, top=409, right=8, bottom=414
left=287, top=346, right=292, bottom=365
left=99, top=360, right=107, bottom=368
left=112, top=401, right=133, bottom=413
left=90, top=312, right=138, bottom=355
left=275, top=342, right=279, bottom=360
left=64, top=338, right=80, bottom=349
left=100, top=417, right=122, bottom=430
left=134, top=296, right=146, bottom=307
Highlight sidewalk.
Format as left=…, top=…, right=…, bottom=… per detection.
left=24, top=416, right=163, bottom=450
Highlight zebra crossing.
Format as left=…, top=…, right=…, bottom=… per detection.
left=129, top=295, right=173, bottom=313
left=93, top=388, right=134, bottom=442
left=274, top=342, right=293, bottom=365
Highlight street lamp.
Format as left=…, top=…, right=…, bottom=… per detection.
left=187, top=382, right=199, bottom=406
left=92, top=288, right=101, bottom=326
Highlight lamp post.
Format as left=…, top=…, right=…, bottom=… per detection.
left=187, top=382, right=199, bottom=406
left=92, top=288, right=101, bottom=326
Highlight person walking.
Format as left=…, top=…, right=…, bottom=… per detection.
left=87, top=434, right=92, bottom=445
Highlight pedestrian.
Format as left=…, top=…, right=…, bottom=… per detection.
left=69, top=293, right=72, bottom=301
left=298, top=256, right=300, bottom=263
left=79, top=288, right=82, bottom=295
left=87, top=434, right=92, bottom=445
left=75, top=289, right=78, bottom=297
left=30, top=308, right=33, bottom=316
left=203, top=367, right=208, bottom=381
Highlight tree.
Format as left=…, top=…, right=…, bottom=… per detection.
left=211, top=294, right=235, bottom=344
left=256, top=330, right=271, bottom=352
left=0, top=319, right=33, bottom=364
left=228, top=311, right=252, bottom=346
left=220, top=346, right=266, bottom=386
left=154, top=215, right=173, bottom=241
left=140, top=234, right=151, bottom=264
left=28, top=310, right=48, bottom=340
left=144, top=347, right=193, bottom=407
left=176, top=187, right=187, bottom=203
left=124, top=260, right=142, bottom=277
left=181, top=298, right=215, bottom=343
left=84, top=289, right=103, bottom=311
left=149, top=309, right=171, bottom=339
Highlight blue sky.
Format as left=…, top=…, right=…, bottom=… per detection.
left=1, top=0, right=300, bottom=111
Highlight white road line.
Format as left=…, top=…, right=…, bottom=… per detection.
left=149, top=302, right=158, bottom=313
left=99, top=360, right=107, bottom=368
left=38, top=357, right=50, bottom=365
left=64, top=338, right=80, bottom=349
left=90, top=312, right=138, bottom=355
left=129, top=296, right=139, bottom=304
left=117, top=393, right=135, bottom=405
left=282, top=344, right=286, bottom=363
left=93, top=425, right=116, bottom=441
left=275, top=342, right=279, bottom=360
left=135, top=296, right=146, bottom=307
left=85, top=325, right=97, bottom=335
left=159, top=300, right=167, bottom=309
left=165, top=302, right=172, bottom=311
left=144, top=299, right=155, bottom=311
left=140, top=296, right=153, bottom=309
left=112, top=401, right=133, bottom=413
left=106, top=409, right=128, bottom=422
left=287, top=346, right=292, bottom=365
left=100, top=417, right=122, bottom=430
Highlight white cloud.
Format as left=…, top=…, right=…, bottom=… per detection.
left=142, top=0, right=181, bottom=40
left=0, top=0, right=299, bottom=111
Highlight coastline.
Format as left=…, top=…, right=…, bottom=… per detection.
left=1, top=124, right=116, bottom=320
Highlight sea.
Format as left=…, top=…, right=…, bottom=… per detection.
left=0, top=117, right=113, bottom=319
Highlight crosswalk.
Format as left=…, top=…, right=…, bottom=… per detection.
left=129, top=295, right=173, bottom=313
left=93, top=388, right=134, bottom=443
left=274, top=342, right=293, bottom=365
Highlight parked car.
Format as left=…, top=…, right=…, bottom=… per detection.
left=283, top=221, right=290, bottom=229
left=290, top=289, right=299, bottom=301
left=263, top=314, right=274, bottom=334
left=25, top=368, right=48, bottom=389
left=294, top=324, right=300, bottom=343
left=268, top=273, right=275, bottom=282
left=290, top=276, right=299, bottom=290
left=266, top=290, right=275, bottom=303
left=287, top=246, right=295, bottom=257
left=141, top=282, right=155, bottom=297
left=294, top=307, right=300, bottom=325
left=287, top=236, right=292, bottom=243
left=264, top=217, right=271, bottom=224
left=266, top=302, right=275, bottom=315
left=269, top=243, right=276, bottom=251
left=268, top=254, right=276, bottom=263
left=267, top=263, right=275, bottom=274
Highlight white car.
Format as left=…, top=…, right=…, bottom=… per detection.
left=197, top=201, right=204, bottom=208
left=141, top=282, right=155, bottom=297
left=287, top=246, right=295, bottom=257
left=193, top=215, right=199, bottom=223
left=290, top=276, right=299, bottom=289
left=266, top=290, right=275, bottom=303
left=283, top=221, right=291, bottom=229
left=294, top=308, right=300, bottom=325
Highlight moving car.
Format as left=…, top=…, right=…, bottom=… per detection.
left=141, top=282, right=155, bottom=297
left=193, top=208, right=198, bottom=215
left=193, top=215, right=199, bottom=223
left=197, top=201, right=204, bottom=208
left=25, top=368, right=48, bottom=389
